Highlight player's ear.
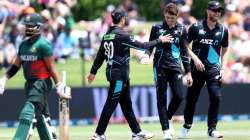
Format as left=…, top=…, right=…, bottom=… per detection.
left=121, top=17, right=125, bottom=25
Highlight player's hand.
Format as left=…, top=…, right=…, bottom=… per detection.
left=87, top=73, right=95, bottom=84
left=219, top=69, right=225, bottom=81
left=0, top=76, right=7, bottom=95
left=56, top=82, right=71, bottom=99
left=159, top=34, right=173, bottom=43
left=193, top=56, right=205, bottom=71
left=185, top=72, right=193, bottom=87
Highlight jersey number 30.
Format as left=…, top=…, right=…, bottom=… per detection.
left=104, top=41, right=114, bottom=65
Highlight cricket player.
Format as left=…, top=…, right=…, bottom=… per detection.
left=146, top=3, right=193, bottom=140
left=0, top=13, right=71, bottom=140
left=179, top=1, right=229, bottom=138
left=87, top=9, right=172, bottom=140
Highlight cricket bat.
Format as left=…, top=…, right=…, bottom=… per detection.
left=59, top=70, right=70, bottom=140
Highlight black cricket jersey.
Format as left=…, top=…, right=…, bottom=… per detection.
left=90, top=26, right=162, bottom=81
left=188, top=19, right=229, bottom=71
left=148, top=21, right=190, bottom=73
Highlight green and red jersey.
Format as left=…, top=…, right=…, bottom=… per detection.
left=18, top=36, right=53, bottom=80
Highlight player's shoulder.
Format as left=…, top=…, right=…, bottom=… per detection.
left=39, top=36, right=51, bottom=44
left=175, top=23, right=187, bottom=34
left=36, top=36, right=52, bottom=49
left=217, top=23, right=229, bottom=31
left=107, top=26, right=128, bottom=38
left=191, top=20, right=203, bottom=28
left=188, top=20, right=203, bottom=32
left=176, top=23, right=186, bottom=29
left=152, top=22, right=164, bottom=29
left=116, top=29, right=132, bottom=40
left=19, top=39, right=26, bottom=47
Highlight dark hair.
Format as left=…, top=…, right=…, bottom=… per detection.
left=111, top=9, right=127, bottom=24
left=164, top=3, right=178, bottom=16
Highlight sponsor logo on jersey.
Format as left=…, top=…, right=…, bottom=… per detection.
left=20, top=55, right=38, bottom=61
left=168, top=37, right=180, bottom=43
left=200, top=39, right=213, bottom=45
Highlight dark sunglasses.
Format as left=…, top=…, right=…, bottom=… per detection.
left=211, top=9, right=222, bottom=13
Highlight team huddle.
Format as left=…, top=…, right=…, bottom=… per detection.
left=0, top=1, right=228, bottom=140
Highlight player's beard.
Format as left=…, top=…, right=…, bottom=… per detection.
left=25, top=25, right=40, bottom=37
left=208, top=16, right=219, bottom=23
left=25, top=32, right=40, bottom=41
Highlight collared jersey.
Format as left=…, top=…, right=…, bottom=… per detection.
left=18, top=36, right=53, bottom=80
left=149, top=21, right=190, bottom=73
left=90, top=26, right=162, bottom=81
left=188, top=19, right=229, bottom=71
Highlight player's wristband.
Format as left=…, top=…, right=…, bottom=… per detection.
left=6, top=65, right=20, bottom=79
left=90, top=66, right=98, bottom=75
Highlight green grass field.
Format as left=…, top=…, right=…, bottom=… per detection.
left=2, top=58, right=154, bottom=88
left=1, top=121, right=250, bottom=140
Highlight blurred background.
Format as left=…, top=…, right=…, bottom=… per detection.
left=0, top=0, right=250, bottom=139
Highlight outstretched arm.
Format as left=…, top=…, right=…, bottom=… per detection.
left=123, top=34, right=171, bottom=50
left=147, top=26, right=158, bottom=56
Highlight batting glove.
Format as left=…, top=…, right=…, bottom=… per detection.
left=56, top=82, right=71, bottom=99
left=0, top=76, right=7, bottom=95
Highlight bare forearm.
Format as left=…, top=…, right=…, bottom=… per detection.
left=221, top=48, right=228, bottom=69
left=50, top=67, right=61, bottom=84
left=44, top=57, right=61, bottom=84
left=188, top=48, right=198, bottom=60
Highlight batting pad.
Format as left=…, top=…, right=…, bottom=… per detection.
left=13, top=101, right=35, bottom=140
left=37, top=115, right=57, bottom=140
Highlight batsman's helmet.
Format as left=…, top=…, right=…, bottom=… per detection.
left=23, top=13, right=43, bottom=37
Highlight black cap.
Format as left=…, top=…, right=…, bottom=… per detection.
left=208, top=1, right=224, bottom=11
left=111, top=9, right=127, bottom=24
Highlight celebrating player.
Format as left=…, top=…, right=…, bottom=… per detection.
left=0, top=13, right=71, bottom=140
left=87, top=9, right=173, bottom=140
left=179, top=1, right=229, bottom=139
left=146, top=3, right=192, bottom=140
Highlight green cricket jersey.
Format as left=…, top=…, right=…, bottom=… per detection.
left=18, top=36, right=53, bottom=80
